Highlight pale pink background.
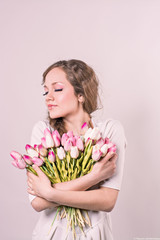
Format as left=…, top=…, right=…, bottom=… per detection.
left=1, top=1, right=160, bottom=240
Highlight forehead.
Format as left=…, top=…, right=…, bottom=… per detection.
left=44, top=67, right=69, bottom=86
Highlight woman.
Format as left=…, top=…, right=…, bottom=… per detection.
left=27, top=59, right=127, bottom=240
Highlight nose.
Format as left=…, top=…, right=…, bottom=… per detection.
left=46, top=91, right=54, bottom=101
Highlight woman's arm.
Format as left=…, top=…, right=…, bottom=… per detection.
left=31, top=197, right=59, bottom=212
left=28, top=152, right=117, bottom=212
left=45, top=186, right=119, bottom=212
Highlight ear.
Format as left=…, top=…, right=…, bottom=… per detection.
left=78, top=94, right=85, bottom=103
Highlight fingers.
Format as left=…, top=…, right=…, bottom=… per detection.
left=32, top=165, right=44, bottom=177
left=100, top=152, right=117, bottom=164
left=27, top=187, right=35, bottom=196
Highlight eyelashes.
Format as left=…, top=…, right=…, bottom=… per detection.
left=43, top=89, right=63, bottom=96
left=55, top=89, right=63, bottom=92
left=43, top=91, right=48, bottom=96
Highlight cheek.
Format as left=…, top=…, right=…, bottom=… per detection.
left=58, top=92, right=77, bottom=104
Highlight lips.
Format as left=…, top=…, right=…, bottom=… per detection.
left=47, top=104, right=57, bottom=110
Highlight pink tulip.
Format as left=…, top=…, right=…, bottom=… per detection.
left=108, top=144, right=117, bottom=153
left=96, top=138, right=105, bottom=148
left=107, top=142, right=114, bottom=148
left=10, top=151, right=22, bottom=161
left=61, top=133, right=69, bottom=146
left=48, top=150, right=56, bottom=163
left=52, top=134, right=61, bottom=147
left=81, top=122, right=88, bottom=131
left=32, top=157, right=44, bottom=166
left=25, top=144, right=39, bottom=158
left=67, top=131, right=73, bottom=138
left=10, top=151, right=26, bottom=169
left=23, top=155, right=33, bottom=165
left=41, top=137, right=47, bottom=148
left=105, top=137, right=110, bottom=144
left=44, top=128, right=54, bottom=148
left=64, top=139, right=72, bottom=151
left=12, top=159, right=26, bottom=169
left=70, top=146, right=79, bottom=159
left=85, top=137, right=93, bottom=147
left=84, top=128, right=93, bottom=142
left=92, top=149, right=102, bottom=161
left=38, top=144, right=48, bottom=157
left=76, top=137, right=84, bottom=151
left=69, top=136, right=76, bottom=146
left=57, top=147, right=66, bottom=160
left=11, top=160, right=19, bottom=168
left=52, top=130, right=61, bottom=140
left=89, top=127, right=101, bottom=141
left=34, top=144, right=38, bottom=150
left=100, top=144, right=108, bottom=157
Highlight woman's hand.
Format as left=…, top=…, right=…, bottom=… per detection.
left=91, top=152, right=117, bottom=183
left=27, top=165, right=52, bottom=199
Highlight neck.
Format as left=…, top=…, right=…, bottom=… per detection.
left=63, top=111, right=92, bottom=136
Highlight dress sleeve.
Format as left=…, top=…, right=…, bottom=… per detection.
left=100, top=119, right=127, bottom=190
left=28, top=121, right=48, bottom=202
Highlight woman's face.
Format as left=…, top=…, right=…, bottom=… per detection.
left=43, top=67, right=81, bottom=119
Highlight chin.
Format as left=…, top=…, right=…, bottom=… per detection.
left=49, top=112, right=63, bottom=119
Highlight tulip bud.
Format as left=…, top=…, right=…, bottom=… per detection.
left=70, top=146, right=79, bottom=158
left=12, top=159, right=26, bottom=169
left=10, top=151, right=26, bottom=169
left=23, top=155, right=33, bottom=165
left=48, top=150, right=56, bottom=163
left=76, top=137, right=84, bottom=151
left=107, top=142, right=114, bottom=148
left=10, top=151, right=22, bottom=161
left=100, top=144, right=108, bottom=157
left=25, top=144, right=39, bottom=158
left=44, top=128, right=54, bottom=148
left=61, top=133, right=69, bottom=146
left=96, top=138, right=105, bottom=148
left=105, top=137, right=110, bottom=144
left=64, top=139, right=72, bottom=151
left=41, top=137, right=47, bottom=148
left=84, top=128, right=92, bottom=142
left=11, top=160, right=18, bottom=168
left=38, top=144, right=48, bottom=157
left=92, top=149, right=102, bottom=161
left=32, top=157, right=44, bottom=166
left=85, top=137, right=93, bottom=147
left=67, top=131, right=73, bottom=138
left=69, top=136, right=76, bottom=146
left=108, top=144, right=117, bottom=153
left=52, top=130, right=61, bottom=140
left=52, top=134, right=61, bottom=147
left=81, top=122, right=89, bottom=135
left=90, top=127, right=101, bottom=141
left=57, top=147, right=66, bottom=160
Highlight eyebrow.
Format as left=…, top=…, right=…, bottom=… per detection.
left=43, top=82, right=64, bottom=88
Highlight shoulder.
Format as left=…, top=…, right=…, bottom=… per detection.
left=31, top=120, right=49, bottom=132
left=94, top=118, right=127, bottom=147
left=94, top=118, right=124, bottom=135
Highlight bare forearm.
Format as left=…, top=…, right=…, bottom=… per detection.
left=53, top=172, right=98, bottom=191
left=30, top=173, right=98, bottom=212
left=45, top=187, right=118, bottom=212
left=31, top=196, right=59, bottom=212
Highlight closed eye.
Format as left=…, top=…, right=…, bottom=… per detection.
left=43, top=91, right=48, bottom=96
left=55, top=89, right=63, bottom=92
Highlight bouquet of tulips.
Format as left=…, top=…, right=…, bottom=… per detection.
left=10, top=122, right=116, bottom=239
